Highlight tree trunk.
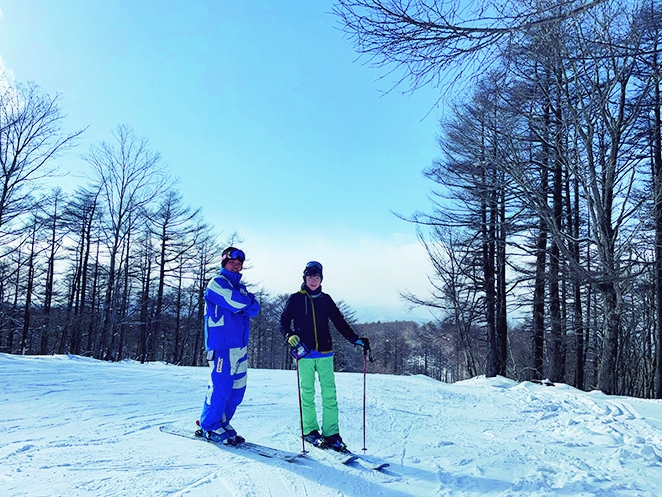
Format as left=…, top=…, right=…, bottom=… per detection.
left=21, top=225, right=37, bottom=355
left=654, top=89, right=662, bottom=398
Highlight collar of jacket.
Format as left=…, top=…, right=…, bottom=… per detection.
left=299, top=284, right=322, bottom=297
left=220, top=268, right=243, bottom=286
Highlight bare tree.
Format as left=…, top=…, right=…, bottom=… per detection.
left=19, top=214, right=39, bottom=354
left=636, top=0, right=662, bottom=398
left=0, top=80, right=83, bottom=251
left=403, top=226, right=483, bottom=378
left=146, top=189, right=202, bottom=362
left=60, top=186, right=101, bottom=355
left=38, top=188, right=66, bottom=354
left=84, top=124, right=169, bottom=360
left=405, top=73, right=516, bottom=377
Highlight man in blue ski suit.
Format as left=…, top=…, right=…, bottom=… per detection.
left=198, top=246, right=260, bottom=445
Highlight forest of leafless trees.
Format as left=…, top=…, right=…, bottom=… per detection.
left=336, top=0, right=662, bottom=397
left=4, top=0, right=662, bottom=399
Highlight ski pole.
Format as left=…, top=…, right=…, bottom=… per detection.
left=295, top=355, right=307, bottom=453
left=291, top=343, right=309, bottom=454
left=362, top=349, right=368, bottom=453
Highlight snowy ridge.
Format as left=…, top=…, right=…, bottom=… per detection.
left=1, top=353, right=662, bottom=496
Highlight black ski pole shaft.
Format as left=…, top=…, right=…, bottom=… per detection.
left=362, top=351, right=367, bottom=453
left=295, top=354, right=307, bottom=454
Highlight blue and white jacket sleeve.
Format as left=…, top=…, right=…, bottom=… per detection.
left=241, top=292, right=260, bottom=318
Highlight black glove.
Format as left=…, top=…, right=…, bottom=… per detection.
left=355, top=336, right=370, bottom=353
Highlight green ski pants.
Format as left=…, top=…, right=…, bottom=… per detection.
left=298, top=355, right=339, bottom=437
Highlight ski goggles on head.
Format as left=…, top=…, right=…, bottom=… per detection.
left=303, top=261, right=323, bottom=279
left=305, top=261, right=322, bottom=271
left=222, top=249, right=245, bottom=263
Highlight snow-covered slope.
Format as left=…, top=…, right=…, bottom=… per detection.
left=2, top=353, right=661, bottom=496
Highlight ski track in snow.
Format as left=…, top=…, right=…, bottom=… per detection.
left=1, top=353, right=662, bottom=496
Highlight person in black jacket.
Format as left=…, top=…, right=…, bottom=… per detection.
left=280, top=261, right=369, bottom=451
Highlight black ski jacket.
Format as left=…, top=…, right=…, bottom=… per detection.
left=280, top=289, right=359, bottom=354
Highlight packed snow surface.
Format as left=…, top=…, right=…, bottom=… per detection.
left=2, top=353, right=662, bottom=496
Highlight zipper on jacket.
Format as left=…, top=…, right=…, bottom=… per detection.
left=310, top=295, right=319, bottom=351
left=302, top=290, right=320, bottom=351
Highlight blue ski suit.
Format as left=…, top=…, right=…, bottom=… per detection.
left=199, top=267, right=260, bottom=438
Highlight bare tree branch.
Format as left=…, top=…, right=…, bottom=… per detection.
left=334, top=0, right=608, bottom=92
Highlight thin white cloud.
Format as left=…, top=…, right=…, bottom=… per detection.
left=0, top=55, right=16, bottom=91
left=238, top=228, right=434, bottom=322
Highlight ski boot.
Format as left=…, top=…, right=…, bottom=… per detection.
left=323, top=433, right=347, bottom=452
left=303, top=430, right=326, bottom=448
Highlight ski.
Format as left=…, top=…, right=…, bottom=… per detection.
left=304, top=440, right=359, bottom=465
left=304, top=441, right=390, bottom=472
left=159, top=424, right=303, bottom=463
left=330, top=448, right=390, bottom=472
left=354, top=455, right=390, bottom=472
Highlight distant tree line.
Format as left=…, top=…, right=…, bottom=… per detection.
left=337, top=0, right=662, bottom=397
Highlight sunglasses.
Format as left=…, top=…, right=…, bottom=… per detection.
left=223, top=249, right=245, bottom=263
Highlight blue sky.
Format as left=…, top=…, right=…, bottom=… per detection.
left=0, top=1, right=446, bottom=322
